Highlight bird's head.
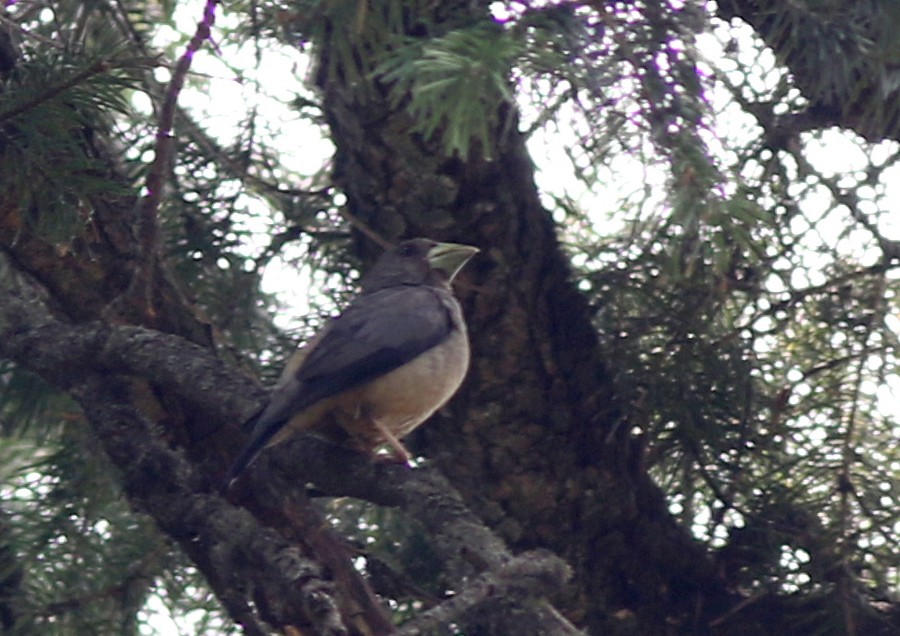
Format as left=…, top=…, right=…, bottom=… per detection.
left=361, top=238, right=479, bottom=292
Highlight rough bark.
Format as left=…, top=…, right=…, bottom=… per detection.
left=313, top=4, right=730, bottom=634
left=0, top=263, right=376, bottom=634
left=0, top=259, right=579, bottom=633
left=4, top=1, right=900, bottom=634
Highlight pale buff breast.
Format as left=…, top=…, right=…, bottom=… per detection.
left=335, top=326, right=470, bottom=448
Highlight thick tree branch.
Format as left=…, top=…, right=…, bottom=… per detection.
left=0, top=260, right=579, bottom=633
left=69, top=373, right=348, bottom=636
left=0, top=265, right=262, bottom=438
left=0, top=260, right=347, bottom=632
left=394, top=550, right=576, bottom=636
left=268, top=441, right=582, bottom=634
left=0, top=263, right=384, bottom=634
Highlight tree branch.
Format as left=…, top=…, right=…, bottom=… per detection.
left=138, top=0, right=220, bottom=264
left=0, top=265, right=262, bottom=433
left=0, top=263, right=356, bottom=633
left=0, top=261, right=578, bottom=633
left=69, top=373, right=348, bottom=636
left=394, top=550, right=577, bottom=636
left=267, top=441, right=583, bottom=634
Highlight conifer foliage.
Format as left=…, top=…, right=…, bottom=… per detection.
left=1, top=1, right=899, bottom=634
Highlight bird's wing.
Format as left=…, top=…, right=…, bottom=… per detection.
left=228, top=285, right=454, bottom=478
left=297, top=285, right=453, bottom=390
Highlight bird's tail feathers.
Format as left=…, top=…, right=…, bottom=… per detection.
left=221, top=405, right=324, bottom=494
left=221, top=414, right=283, bottom=493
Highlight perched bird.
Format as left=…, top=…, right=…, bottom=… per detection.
left=226, top=238, right=479, bottom=484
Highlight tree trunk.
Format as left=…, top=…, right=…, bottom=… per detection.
left=4, top=1, right=900, bottom=634
left=314, top=3, right=726, bottom=633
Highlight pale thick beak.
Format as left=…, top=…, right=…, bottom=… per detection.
left=427, top=242, right=479, bottom=281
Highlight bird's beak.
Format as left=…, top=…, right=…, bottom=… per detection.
left=427, top=242, right=479, bottom=281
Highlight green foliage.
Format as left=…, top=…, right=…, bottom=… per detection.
left=376, top=21, right=517, bottom=158
left=0, top=364, right=69, bottom=441
left=0, top=46, right=143, bottom=240
left=720, top=0, right=900, bottom=138
left=511, top=4, right=900, bottom=621
left=0, top=419, right=231, bottom=636
left=2, top=0, right=900, bottom=632
left=273, top=0, right=522, bottom=158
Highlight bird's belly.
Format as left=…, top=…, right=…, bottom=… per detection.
left=338, top=329, right=470, bottom=445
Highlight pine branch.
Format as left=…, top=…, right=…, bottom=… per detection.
left=268, top=444, right=582, bottom=634
left=0, top=263, right=579, bottom=634
left=0, top=58, right=112, bottom=124
left=394, top=550, right=576, bottom=636
left=136, top=0, right=220, bottom=302
left=0, top=264, right=355, bottom=633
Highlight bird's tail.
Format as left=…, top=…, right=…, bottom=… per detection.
left=221, top=405, right=322, bottom=493
left=220, top=407, right=268, bottom=493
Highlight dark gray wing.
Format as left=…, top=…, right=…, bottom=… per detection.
left=226, top=285, right=452, bottom=482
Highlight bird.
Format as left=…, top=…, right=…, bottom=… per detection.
left=226, top=237, right=479, bottom=485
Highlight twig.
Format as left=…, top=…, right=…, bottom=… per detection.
left=709, top=591, right=768, bottom=627
left=109, top=0, right=347, bottom=263
left=135, top=0, right=220, bottom=273
left=340, top=207, right=393, bottom=249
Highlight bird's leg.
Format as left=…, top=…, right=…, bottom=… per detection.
left=369, top=419, right=412, bottom=464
